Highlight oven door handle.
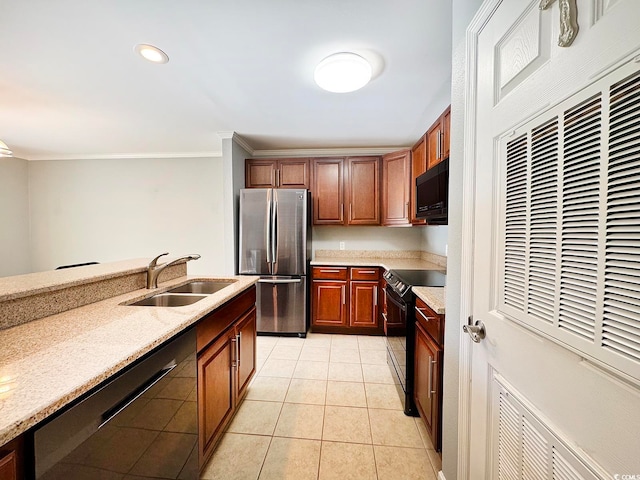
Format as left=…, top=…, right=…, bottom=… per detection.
left=385, top=288, right=407, bottom=312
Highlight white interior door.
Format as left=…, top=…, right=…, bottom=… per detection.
left=465, top=0, right=640, bottom=478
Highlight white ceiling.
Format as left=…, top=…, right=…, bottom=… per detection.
left=0, top=1, right=453, bottom=160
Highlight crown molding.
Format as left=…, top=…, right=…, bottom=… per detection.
left=216, top=131, right=256, bottom=155
left=250, top=146, right=407, bottom=157
left=23, top=151, right=223, bottom=161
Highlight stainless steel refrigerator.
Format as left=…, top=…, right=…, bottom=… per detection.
left=238, top=188, right=310, bottom=336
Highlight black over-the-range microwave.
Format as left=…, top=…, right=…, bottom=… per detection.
left=415, top=157, right=449, bottom=224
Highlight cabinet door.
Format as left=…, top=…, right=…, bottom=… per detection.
left=245, top=159, right=277, bottom=188
left=414, top=321, right=442, bottom=450
left=382, top=150, right=411, bottom=226
left=346, top=156, right=380, bottom=225
left=426, top=120, right=442, bottom=170
left=441, top=106, right=451, bottom=160
left=410, top=136, right=427, bottom=225
left=278, top=159, right=310, bottom=189
left=312, top=280, right=347, bottom=327
left=236, top=307, right=257, bottom=400
left=0, top=451, right=16, bottom=480
left=312, top=158, right=345, bottom=225
left=198, top=330, right=236, bottom=467
left=349, top=281, right=379, bottom=328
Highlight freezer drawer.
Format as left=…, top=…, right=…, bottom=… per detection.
left=256, top=276, right=307, bottom=335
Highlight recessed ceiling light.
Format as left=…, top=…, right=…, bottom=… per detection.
left=314, top=52, right=372, bottom=93
left=135, top=44, right=169, bottom=64
left=0, top=140, right=12, bottom=157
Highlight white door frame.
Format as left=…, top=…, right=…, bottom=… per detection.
left=456, top=1, right=503, bottom=478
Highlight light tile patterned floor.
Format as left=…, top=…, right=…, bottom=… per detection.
left=201, top=333, right=442, bottom=480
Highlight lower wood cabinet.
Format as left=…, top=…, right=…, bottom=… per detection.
left=0, top=434, right=23, bottom=480
left=196, top=287, right=256, bottom=468
left=311, top=266, right=382, bottom=334
left=414, top=296, right=444, bottom=451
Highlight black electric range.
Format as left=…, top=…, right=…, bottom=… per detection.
left=382, top=269, right=446, bottom=415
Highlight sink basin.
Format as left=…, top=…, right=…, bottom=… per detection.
left=129, top=293, right=208, bottom=307
left=167, top=280, right=235, bottom=295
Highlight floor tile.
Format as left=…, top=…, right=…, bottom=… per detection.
left=364, top=383, right=403, bottom=410
left=259, top=437, right=321, bottom=480
left=368, top=409, right=423, bottom=448
left=362, top=364, right=398, bottom=384
left=327, top=363, right=363, bottom=382
left=246, top=376, right=291, bottom=402
left=274, top=403, right=325, bottom=440
left=318, top=441, right=376, bottom=480
left=285, top=378, right=327, bottom=405
left=227, top=400, right=282, bottom=435
left=256, top=336, right=279, bottom=347
left=331, top=335, right=359, bottom=349
left=359, top=348, right=388, bottom=365
left=128, top=432, right=197, bottom=478
left=374, top=445, right=437, bottom=480
left=330, top=348, right=361, bottom=363
left=259, top=358, right=297, bottom=378
left=304, top=333, right=333, bottom=347
left=276, top=336, right=306, bottom=346
left=357, top=335, right=387, bottom=351
left=322, top=406, right=371, bottom=444
left=200, top=433, right=271, bottom=480
left=299, top=346, right=331, bottom=362
left=414, top=417, right=436, bottom=450
left=293, top=360, right=329, bottom=380
left=427, top=448, right=442, bottom=473
left=326, top=381, right=367, bottom=408
left=269, top=344, right=302, bottom=360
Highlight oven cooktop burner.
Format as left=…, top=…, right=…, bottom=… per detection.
left=383, top=269, right=446, bottom=298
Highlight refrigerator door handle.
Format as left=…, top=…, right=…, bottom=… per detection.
left=272, top=198, right=279, bottom=265
left=265, top=190, right=272, bottom=268
left=258, top=278, right=302, bottom=284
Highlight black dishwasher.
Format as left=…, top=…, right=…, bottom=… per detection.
left=34, top=328, right=198, bottom=479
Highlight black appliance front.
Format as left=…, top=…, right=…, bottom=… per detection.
left=415, top=158, right=449, bottom=223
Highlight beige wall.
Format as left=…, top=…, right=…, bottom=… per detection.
left=0, top=156, right=31, bottom=276
left=312, top=225, right=423, bottom=255
left=27, top=156, right=225, bottom=275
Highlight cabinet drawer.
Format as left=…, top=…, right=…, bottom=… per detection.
left=415, top=297, right=443, bottom=346
left=350, top=267, right=380, bottom=281
left=312, top=266, right=348, bottom=280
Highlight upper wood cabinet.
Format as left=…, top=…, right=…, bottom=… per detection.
left=312, top=157, right=345, bottom=224
left=382, top=150, right=411, bottom=226
left=245, top=158, right=310, bottom=189
left=426, top=106, right=451, bottom=170
left=410, top=136, right=427, bottom=225
left=312, top=156, right=381, bottom=226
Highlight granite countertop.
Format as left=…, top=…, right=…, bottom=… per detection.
left=311, top=256, right=445, bottom=272
left=0, top=274, right=258, bottom=445
left=413, top=287, right=446, bottom=314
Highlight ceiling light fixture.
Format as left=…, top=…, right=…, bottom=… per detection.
left=314, top=52, right=372, bottom=93
left=135, top=44, right=169, bottom=64
left=0, top=140, right=12, bottom=157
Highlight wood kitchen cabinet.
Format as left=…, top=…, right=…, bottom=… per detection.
left=414, top=296, right=444, bottom=451
left=382, top=150, right=411, bottom=226
left=197, top=287, right=256, bottom=468
left=312, top=156, right=381, bottom=226
left=426, top=106, right=451, bottom=170
left=410, top=136, right=427, bottom=225
left=245, top=158, right=310, bottom=189
left=311, top=266, right=383, bottom=334
left=0, top=435, right=24, bottom=480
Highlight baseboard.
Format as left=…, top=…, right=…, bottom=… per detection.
left=438, top=471, right=446, bottom=480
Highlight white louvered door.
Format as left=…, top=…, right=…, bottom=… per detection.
left=466, top=0, right=640, bottom=478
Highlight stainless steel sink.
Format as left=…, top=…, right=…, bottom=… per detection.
left=129, top=293, right=208, bottom=307
left=167, top=280, right=235, bottom=295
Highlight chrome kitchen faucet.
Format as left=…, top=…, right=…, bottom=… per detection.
left=146, top=252, right=201, bottom=289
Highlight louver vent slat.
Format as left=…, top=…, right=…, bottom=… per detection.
left=552, top=449, right=583, bottom=480
left=528, top=118, right=558, bottom=323
left=559, top=94, right=602, bottom=341
left=498, top=392, right=521, bottom=480
left=504, top=134, right=529, bottom=312
left=522, top=418, right=548, bottom=480
left=604, top=69, right=640, bottom=363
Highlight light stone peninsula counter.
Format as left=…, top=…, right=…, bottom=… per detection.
left=413, top=287, right=446, bottom=314
left=0, top=261, right=258, bottom=446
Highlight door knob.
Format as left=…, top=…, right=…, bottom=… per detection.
left=463, top=316, right=486, bottom=343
